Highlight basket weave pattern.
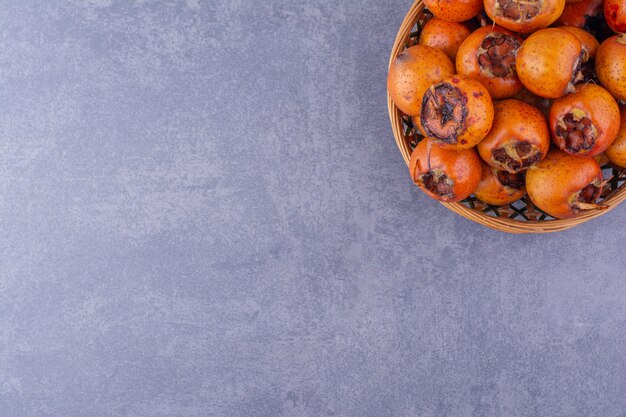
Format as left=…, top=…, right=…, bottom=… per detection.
left=387, top=0, right=626, bottom=233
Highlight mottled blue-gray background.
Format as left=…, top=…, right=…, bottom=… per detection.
left=2, top=0, right=626, bottom=416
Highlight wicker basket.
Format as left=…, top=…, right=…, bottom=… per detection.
left=387, top=0, right=626, bottom=233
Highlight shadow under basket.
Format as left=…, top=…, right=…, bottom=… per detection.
left=387, top=0, right=626, bottom=234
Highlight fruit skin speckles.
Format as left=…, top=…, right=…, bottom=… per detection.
left=420, top=75, right=494, bottom=150
left=387, top=45, right=455, bottom=117
left=606, top=107, right=626, bottom=168
left=485, top=0, right=565, bottom=33
left=596, top=35, right=626, bottom=102
left=424, top=0, right=483, bottom=22
left=419, top=17, right=471, bottom=61
left=515, top=28, right=583, bottom=99
left=455, top=26, right=523, bottom=99
left=474, top=163, right=526, bottom=206
left=560, top=26, right=600, bottom=62
left=478, top=99, right=550, bottom=173
left=549, top=84, right=620, bottom=157
left=409, top=138, right=482, bottom=203
left=605, top=0, right=626, bottom=32
left=526, top=149, right=606, bottom=219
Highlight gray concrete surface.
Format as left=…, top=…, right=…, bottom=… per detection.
left=2, top=1, right=626, bottom=416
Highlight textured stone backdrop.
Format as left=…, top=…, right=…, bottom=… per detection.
left=1, top=1, right=626, bottom=416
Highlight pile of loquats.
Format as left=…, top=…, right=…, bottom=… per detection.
left=388, top=0, right=626, bottom=219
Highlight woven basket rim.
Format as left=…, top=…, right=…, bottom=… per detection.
left=387, top=0, right=626, bottom=234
